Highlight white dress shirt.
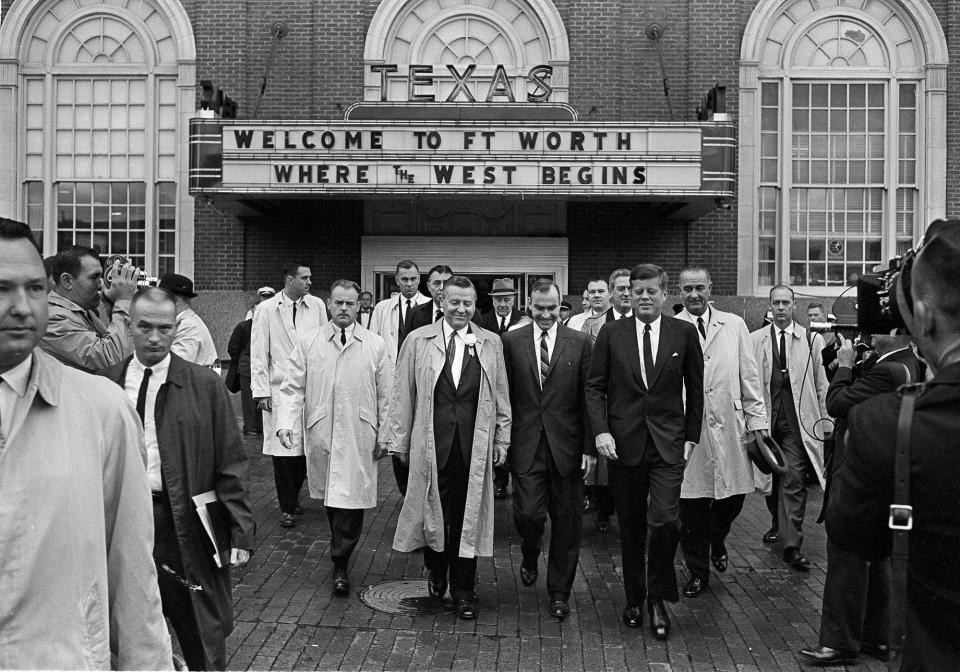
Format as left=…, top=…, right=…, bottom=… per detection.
left=0, top=354, right=33, bottom=442
left=613, top=309, right=634, bottom=320
left=443, top=321, right=471, bottom=387
left=635, top=315, right=662, bottom=387
left=534, top=322, right=558, bottom=388
left=336, top=321, right=357, bottom=349
left=774, top=321, right=796, bottom=364
left=124, top=353, right=171, bottom=492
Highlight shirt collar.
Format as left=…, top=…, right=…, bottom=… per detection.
left=131, top=353, right=171, bottom=377
left=775, top=321, right=795, bottom=336
left=635, top=315, right=662, bottom=333
left=443, top=320, right=470, bottom=344
left=331, top=322, right=357, bottom=339
left=1, top=353, right=34, bottom=398
left=279, top=291, right=305, bottom=308
left=536, top=322, right=559, bottom=338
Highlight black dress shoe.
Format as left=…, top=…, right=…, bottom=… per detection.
left=494, top=485, right=508, bottom=499
left=622, top=606, right=643, bottom=628
left=549, top=599, right=570, bottom=619
left=278, top=512, right=295, bottom=528
left=456, top=597, right=478, bottom=620
left=762, top=527, right=780, bottom=543
left=332, top=567, right=350, bottom=597
left=596, top=514, right=610, bottom=533
left=647, top=599, right=671, bottom=640
left=859, top=642, right=890, bottom=661
left=427, top=571, right=447, bottom=599
left=783, top=548, right=810, bottom=571
left=711, top=553, right=728, bottom=572
left=683, top=576, right=706, bottom=598
left=520, top=563, right=538, bottom=587
left=798, top=646, right=857, bottom=666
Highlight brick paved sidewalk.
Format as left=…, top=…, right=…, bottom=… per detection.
left=224, top=436, right=884, bottom=672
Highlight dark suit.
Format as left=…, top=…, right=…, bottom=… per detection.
left=479, top=307, right=525, bottom=334
left=227, top=319, right=259, bottom=433
left=585, top=315, right=703, bottom=605
left=502, top=324, right=594, bottom=599
left=827, top=361, right=960, bottom=670
left=816, top=348, right=920, bottom=655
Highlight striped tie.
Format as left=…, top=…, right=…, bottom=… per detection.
left=539, top=330, right=550, bottom=386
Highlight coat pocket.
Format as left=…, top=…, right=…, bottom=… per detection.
left=306, top=407, right=326, bottom=429
left=81, top=582, right=109, bottom=670
left=359, top=406, right=378, bottom=429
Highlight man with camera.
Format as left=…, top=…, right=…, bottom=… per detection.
left=800, top=332, right=919, bottom=666
left=826, top=219, right=960, bottom=669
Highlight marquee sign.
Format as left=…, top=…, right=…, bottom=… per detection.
left=189, top=119, right=735, bottom=206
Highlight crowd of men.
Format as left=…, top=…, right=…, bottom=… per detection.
left=2, top=215, right=959, bottom=670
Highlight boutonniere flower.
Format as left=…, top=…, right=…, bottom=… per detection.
left=463, top=333, right=478, bottom=356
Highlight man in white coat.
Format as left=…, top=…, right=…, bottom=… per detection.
left=251, top=262, right=328, bottom=528
left=276, top=280, right=392, bottom=596
left=750, top=285, right=831, bottom=571
left=674, top=266, right=769, bottom=597
left=368, top=260, right=431, bottom=362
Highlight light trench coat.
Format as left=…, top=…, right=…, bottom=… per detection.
left=368, top=292, right=431, bottom=362
left=750, top=322, right=831, bottom=493
left=676, top=308, right=769, bottom=499
left=250, top=292, right=328, bottom=456
left=387, top=320, right=511, bottom=558
left=276, top=323, right=392, bottom=509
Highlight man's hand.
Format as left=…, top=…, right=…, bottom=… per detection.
left=374, top=443, right=389, bottom=460
left=837, top=336, right=857, bottom=368
left=683, top=441, right=697, bottom=461
left=596, top=433, right=617, bottom=461
left=230, top=548, right=250, bottom=567
left=494, top=444, right=509, bottom=467
left=103, top=261, right=138, bottom=302
left=255, top=396, right=272, bottom=412
left=581, top=454, right=597, bottom=475
left=752, top=429, right=770, bottom=447
left=277, top=429, right=295, bottom=450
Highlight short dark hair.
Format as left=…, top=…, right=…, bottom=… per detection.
left=585, top=277, right=608, bottom=289
left=53, top=245, right=100, bottom=284
left=769, top=284, right=795, bottom=300
left=427, top=264, right=454, bottom=277
left=914, top=219, right=960, bottom=317
left=359, top=290, right=373, bottom=298
left=130, top=286, right=177, bottom=315
left=807, top=301, right=824, bottom=311
left=0, top=218, right=38, bottom=250
left=679, top=265, right=712, bottom=282
left=530, top=278, right=561, bottom=300
left=396, top=260, right=419, bottom=274
left=608, top=268, right=630, bottom=288
left=282, top=262, right=310, bottom=280
left=330, top=279, right=361, bottom=295
left=443, top=275, right=475, bottom=293
left=629, top=264, right=668, bottom=289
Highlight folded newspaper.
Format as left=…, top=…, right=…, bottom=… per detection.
left=191, top=490, right=222, bottom=568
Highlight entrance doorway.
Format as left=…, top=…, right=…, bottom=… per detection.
left=373, top=271, right=556, bottom=316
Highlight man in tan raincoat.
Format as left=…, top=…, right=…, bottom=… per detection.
left=387, top=276, right=511, bottom=620
left=276, top=280, right=392, bottom=597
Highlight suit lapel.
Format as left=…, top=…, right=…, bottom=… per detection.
left=648, top=317, right=672, bottom=389
left=704, top=311, right=723, bottom=351
left=545, top=328, right=567, bottom=380
left=623, top=319, right=646, bottom=391
left=521, top=324, right=540, bottom=388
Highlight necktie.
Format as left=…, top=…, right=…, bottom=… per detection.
left=292, top=302, right=297, bottom=327
left=435, top=309, right=443, bottom=322
left=779, top=330, right=787, bottom=374
left=136, top=368, right=153, bottom=424
left=405, top=299, right=413, bottom=331
left=340, top=329, right=347, bottom=345
left=446, top=332, right=458, bottom=386
left=500, top=317, right=507, bottom=333
left=643, top=324, right=654, bottom=388
left=697, top=317, right=706, bottom=339
left=539, top=330, right=550, bottom=386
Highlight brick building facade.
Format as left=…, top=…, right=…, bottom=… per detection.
left=1, top=0, right=957, bottom=342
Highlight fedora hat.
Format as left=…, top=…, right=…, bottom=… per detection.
left=489, top=278, right=517, bottom=296
left=158, top=273, right=197, bottom=298
left=747, top=434, right=788, bottom=476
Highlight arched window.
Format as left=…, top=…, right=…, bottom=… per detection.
left=738, top=0, right=947, bottom=294
left=363, top=0, right=569, bottom=103
left=0, top=0, right=196, bottom=275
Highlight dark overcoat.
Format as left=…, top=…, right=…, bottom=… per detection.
left=101, top=353, right=255, bottom=665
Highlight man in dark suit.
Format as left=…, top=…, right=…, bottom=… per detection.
left=101, top=287, right=255, bottom=670
left=409, top=265, right=482, bottom=331
left=479, top=277, right=529, bottom=498
left=826, top=218, right=960, bottom=670
left=502, top=279, right=595, bottom=620
left=585, top=263, right=704, bottom=640
left=800, top=333, right=920, bottom=666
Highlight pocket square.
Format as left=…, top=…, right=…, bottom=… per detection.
left=672, top=352, right=679, bottom=357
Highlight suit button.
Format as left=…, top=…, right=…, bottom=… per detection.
left=704, top=355, right=710, bottom=361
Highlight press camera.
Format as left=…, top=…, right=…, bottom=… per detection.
left=103, top=253, right=158, bottom=288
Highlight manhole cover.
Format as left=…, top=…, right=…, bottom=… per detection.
left=359, top=579, right=456, bottom=615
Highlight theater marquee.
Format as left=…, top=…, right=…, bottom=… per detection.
left=190, top=118, right=735, bottom=212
